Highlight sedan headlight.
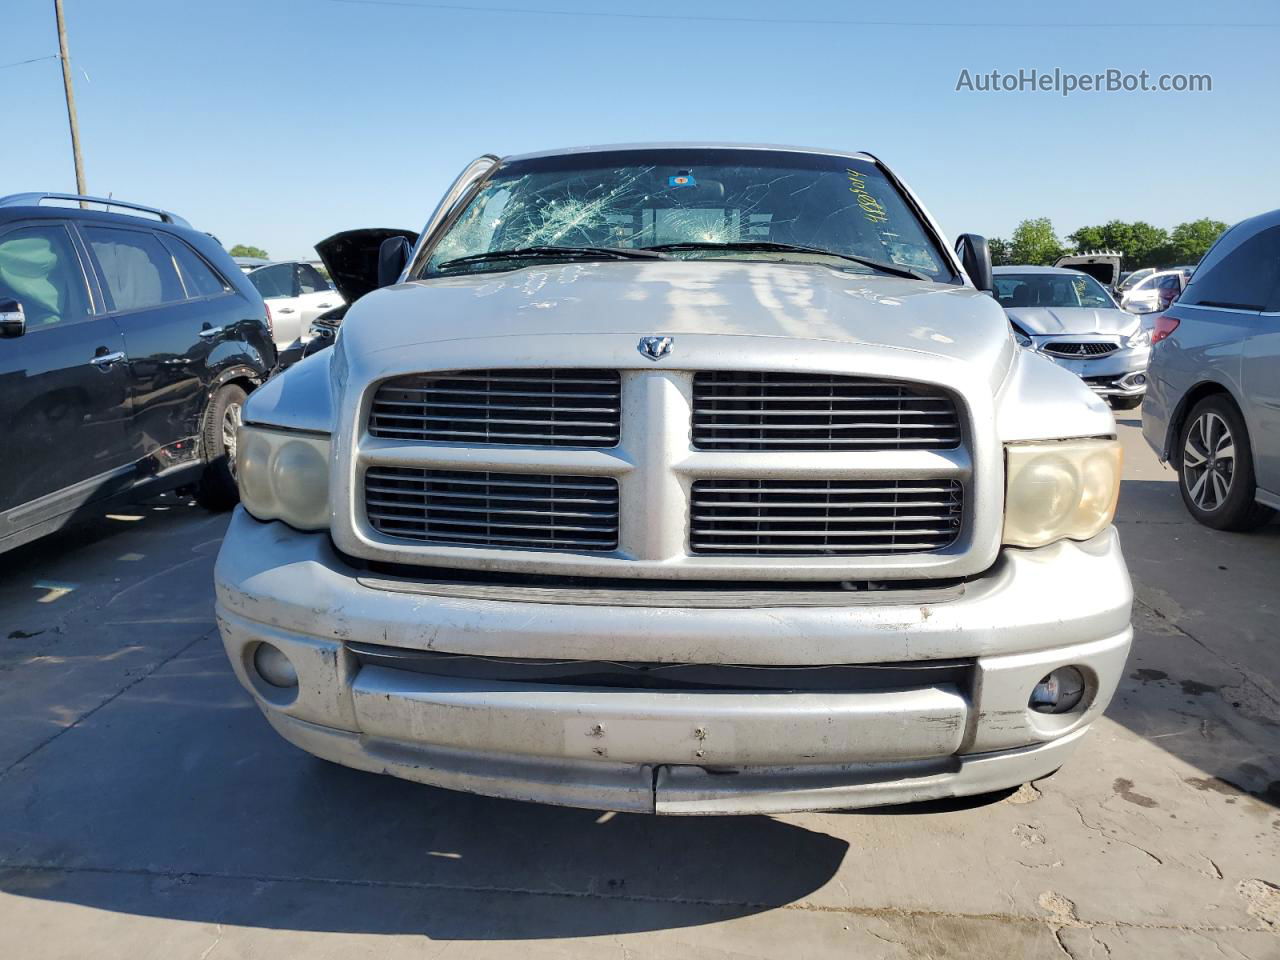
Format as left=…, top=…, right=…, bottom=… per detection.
left=1125, top=325, right=1151, bottom=348
left=237, top=425, right=331, bottom=530
left=1003, top=439, right=1122, bottom=548
left=1011, top=327, right=1033, bottom=348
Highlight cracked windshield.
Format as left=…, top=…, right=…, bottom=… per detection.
left=425, top=149, right=952, bottom=280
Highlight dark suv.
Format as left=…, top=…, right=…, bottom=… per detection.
left=0, top=193, right=276, bottom=552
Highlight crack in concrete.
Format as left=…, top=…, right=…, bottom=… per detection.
left=1134, top=597, right=1280, bottom=710
left=0, top=860, right=1272, bottom=938
left=0, top=628, right=215, bottom=781
left=198, top=922, right=223, bottom=960
left=1071, top=806, right=1164, bottom=866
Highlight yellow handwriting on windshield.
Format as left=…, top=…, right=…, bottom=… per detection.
left=846, top=169, right=889, bottom=225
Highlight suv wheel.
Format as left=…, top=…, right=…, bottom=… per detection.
left=1176, top=395, right=1274, bottom=531
left=196, top=383, right=248, bottom=511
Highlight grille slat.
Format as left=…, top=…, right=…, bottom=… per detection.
left=373, top=429, right=620, bottom=443
left=365, top=467, right=619, bottom=551
left=366, top=477, right=613, bottom=493
left=366, top=499, right=616, bottom=519
left=690, top=479, right=963, bottom=556
left=692, top=372, right=960, bottom=451
left=694, top=408, right=951, bottom=417
left=370, top=369, right=621, bottom=446
left=691, top=422, right=952, bottom=435
left=690, top=541, right=952, bottom=553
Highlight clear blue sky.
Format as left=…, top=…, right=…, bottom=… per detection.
left=5, top=0, right=1278, bottom=260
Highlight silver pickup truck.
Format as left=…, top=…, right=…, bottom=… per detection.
left=214, top=144, right=1133, bottom=815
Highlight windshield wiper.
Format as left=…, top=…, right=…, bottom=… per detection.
left=436, top=245, right=668, bottom=271
left=641, top=241, right=930, bottom=281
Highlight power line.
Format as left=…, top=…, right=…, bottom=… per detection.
left=0, top=54, right=61, bottom=70
left=323, top=0, right=1280, bottom=29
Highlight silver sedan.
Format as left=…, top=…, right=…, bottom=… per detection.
left=994, top=266, right=1152, bottom=410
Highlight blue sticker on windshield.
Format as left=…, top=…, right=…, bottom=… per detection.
left=669, top=172, right=696, bottom=187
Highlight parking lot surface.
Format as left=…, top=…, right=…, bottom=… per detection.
left=0, top=418, right=1277, bottom=959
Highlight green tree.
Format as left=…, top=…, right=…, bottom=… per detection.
left=1067, top=224, right=1107, bottom=252
left=229, top=244, right=269, bottom=259
left=987, top=236, right=1013, bottom=266
left=1067, top=220, right=1168, bottom=268
left=1168, top=219, right=1228, bottom=263
left=1009, top=217, right=1064, bottom=265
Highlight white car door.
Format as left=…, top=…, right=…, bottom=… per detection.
left=247, top=263, right=304, bottom=347
left=294, top=263, right=342, bottom=331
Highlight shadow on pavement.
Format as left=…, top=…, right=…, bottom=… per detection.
left=1108, top=476, right=1280, bottom=809
left=1, top=455, right=1277, bottom=939
left=0, top=647, right=850, bottom=939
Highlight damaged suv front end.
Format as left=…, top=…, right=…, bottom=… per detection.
left=215, top=145, right=1132, bottom=814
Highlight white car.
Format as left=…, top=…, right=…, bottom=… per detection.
left=246, top=260, right=345, bottom=349
left=1120, top=268, right=1189, bottom=315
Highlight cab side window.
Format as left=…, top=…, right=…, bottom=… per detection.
left=248, top=263, right=294, bottom=299
left=83, top=225, right=185, bottom=312
left=296, top=263, right=330, bottom=294
left=0, top=224, right=92, bottom=328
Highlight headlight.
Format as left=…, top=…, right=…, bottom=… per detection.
left=237, top=425, right=331, bottom=530
left=1011, top=327, right=1033, bottom=348
left=1125, top=325, right=1151, bottom=348
left=1003, top=439, right=1122, bottom=548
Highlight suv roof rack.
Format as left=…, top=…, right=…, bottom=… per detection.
left=0, top=193, right=191, bottom=228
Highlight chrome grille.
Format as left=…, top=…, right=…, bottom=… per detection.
left=690, top=479, right=963, bottom=555
left=1042, top=341, right=1118, bottom=358
left=692, top=372, right=960, bottom=451
left=369, top=369, right=621, bottom=446
left=365, top=467, right=619, bottom=550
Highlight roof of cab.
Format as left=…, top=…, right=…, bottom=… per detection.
left=503, top=142, right=875, bottom=163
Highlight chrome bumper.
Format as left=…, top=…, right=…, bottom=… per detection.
left=215, top=509, right=1134, bottom=814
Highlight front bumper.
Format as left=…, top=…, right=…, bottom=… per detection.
left=1034, top=345, right=1150, bottom=398
left=215, top=509, right=1133, bottom=814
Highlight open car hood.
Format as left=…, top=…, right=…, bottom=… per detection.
left=1054, top=253, right=1122, bottom=289
left=315, top=228, right=418, bottom=305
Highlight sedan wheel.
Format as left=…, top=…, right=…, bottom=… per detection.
left=1175, top=395, right=1274, bottom=531
left=1181, top=410, right=1234, bottom=511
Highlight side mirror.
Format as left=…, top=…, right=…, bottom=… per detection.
left=377, top=236, right=412, bottom=289
left=0, top=299, right=25, bottom=338
left=954, top=234, right=993, bottom=292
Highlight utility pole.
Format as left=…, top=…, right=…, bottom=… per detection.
left=54, top=0, right=87, bottom=198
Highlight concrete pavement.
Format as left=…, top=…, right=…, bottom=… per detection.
left=0, top=419, right=1276, bottom=959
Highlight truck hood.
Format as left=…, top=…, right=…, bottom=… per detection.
left=1004, top=305, right=1138, bottom=337
left=340, top=260, right=1012, bottom=372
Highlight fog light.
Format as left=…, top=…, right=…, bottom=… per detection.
left=253, top=642, right=298, bottom=688
left=1132, top=373, right=1146, bottom=386
left=1029, top=666, right=1086, bottom=714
